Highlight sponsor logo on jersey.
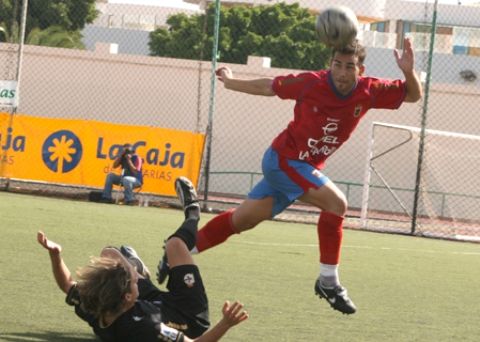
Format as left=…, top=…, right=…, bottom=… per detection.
left=322, top=122, right=338, bottom=135
left=298, top=119, right=340, bottom=160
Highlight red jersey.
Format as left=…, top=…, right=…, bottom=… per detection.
left=271, top=70, right=406, bottom=169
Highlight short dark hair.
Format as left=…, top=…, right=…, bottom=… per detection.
left=331, top=40, right=366, bottom=65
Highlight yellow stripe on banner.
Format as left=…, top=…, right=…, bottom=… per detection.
left=0, top=113, right=205, bottom=196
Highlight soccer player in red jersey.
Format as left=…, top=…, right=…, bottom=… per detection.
left=160, top=38, right=422, bottom=315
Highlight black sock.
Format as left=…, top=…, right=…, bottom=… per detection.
left=169, top=218, right=198, bottom=251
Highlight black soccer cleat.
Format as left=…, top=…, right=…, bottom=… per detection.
left=120, top=245, right=151, bottom=279
left=314, top=278, right=357, bottom=315
left=175, top=177, right=200, bottom=219
left=156, top=240, right=169, bottom=285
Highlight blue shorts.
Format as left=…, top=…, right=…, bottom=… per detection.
left=248, top=147, right=329, bottom=217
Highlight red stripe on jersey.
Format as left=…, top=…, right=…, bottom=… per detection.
left=278, top=153, right=318, bottom=193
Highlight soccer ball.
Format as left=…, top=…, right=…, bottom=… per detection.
left=315, top=6, right=358, bottom=48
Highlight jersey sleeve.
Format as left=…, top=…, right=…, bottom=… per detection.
left=272, top=72, right=314, bottom=100
left=156, top=322, right=185, bottom=342
left=369, top=78, right=407, bottom=109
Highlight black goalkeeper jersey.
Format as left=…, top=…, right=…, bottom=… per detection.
left=69, top=265, right=209, bottom=341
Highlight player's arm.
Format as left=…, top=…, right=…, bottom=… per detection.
left=394, top=37, right=422, bottom=103
left=188, top=301, right=248, bottom=342
left=216, top=67, right=275, bottom=96
left=37, top=231, right=76, bottom=294
left=123, top=154, right=138, bottom=175
left=112, top=152, right=123, bottom=169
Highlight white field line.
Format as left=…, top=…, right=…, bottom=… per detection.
left=234, top=240, right=480, bottom=256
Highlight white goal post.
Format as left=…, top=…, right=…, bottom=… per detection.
left=360, top=121, right=480, bottom=241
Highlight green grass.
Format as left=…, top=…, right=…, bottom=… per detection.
left=0, top=191, right=479, bottom=342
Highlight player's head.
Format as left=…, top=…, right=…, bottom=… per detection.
left=76, top=256, right=139, bottom=318
left=329, top=40, right=366, bottom=95
left=331, top=40, right=366, bottom=65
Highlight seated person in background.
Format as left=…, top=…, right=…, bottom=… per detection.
left=101, top=143, right=143, bottom=205
left=37, top=177, right=248, bottom=341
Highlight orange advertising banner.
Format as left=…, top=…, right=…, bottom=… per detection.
left=0, top=113, right=205, bottom=196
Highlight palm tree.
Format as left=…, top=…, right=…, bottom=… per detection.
left=0, top=21, right=19, bottom=43
left=0, top=22, right=84, bottom=49
left=27, top=26, right=85, bottom=49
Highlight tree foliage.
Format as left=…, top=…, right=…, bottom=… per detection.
left=0, top=21, right=84, bottom=48
left=0, top=0, right=96, bottom=48
left=149, top=3, right=331, bottom=70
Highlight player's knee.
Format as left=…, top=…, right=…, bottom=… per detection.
left=322, top=194, right=347, bottom=216
left=339, top=195, right=348, bottom=213
left=165, top=237, right=184, bottom=252
left=333, top=195, right=348, bottom=215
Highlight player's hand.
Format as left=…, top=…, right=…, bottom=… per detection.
left=394, top=37, right=415, bottom=74
left=37, top=231, right=62, bottom=254
left=221, top=300, right=249, bottom=327
left=216, top=67, right=232, bottom=82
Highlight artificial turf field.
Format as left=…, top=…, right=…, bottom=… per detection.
left=0, top=191, right=479, bottom=342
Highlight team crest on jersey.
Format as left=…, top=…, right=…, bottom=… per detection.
left=353, top=104, right=362, bottom=117
left=184, top=273, right=195, bottom=287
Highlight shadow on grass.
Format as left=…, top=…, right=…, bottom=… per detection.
left=0, top=331, right=97, bottom=341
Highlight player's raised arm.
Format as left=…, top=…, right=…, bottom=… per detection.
left=394, top=37, right=422, bottom=103
left=37, top=231, right=76, bottom=294
left=216, top=67, right=275, bottom=96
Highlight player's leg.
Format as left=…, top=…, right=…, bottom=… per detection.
left=300, top=180, right=347, bottom=275
left=156, top=222, right=198, bottom=284
left=157, top=177, right=200, bottom=284
left=101, top=173, right=121, bottom=202
left=299, top=180, right=356, bottom=314
left=194, top=147, right=291, bottom=253
left=163, top=234, right=210, bottom=338
left=195, top=195, right=274, bottom=253
left=259, top=147, right=355, bottom=314
left=157, top=178, right=210, bottom=337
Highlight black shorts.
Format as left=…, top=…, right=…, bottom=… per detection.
left=138, top=264, right=209, bottom=338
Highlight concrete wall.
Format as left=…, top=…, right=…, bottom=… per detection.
left=1, top=42, right=479, bottom=217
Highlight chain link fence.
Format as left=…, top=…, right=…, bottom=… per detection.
left=1, top=0, right=479, bottom=241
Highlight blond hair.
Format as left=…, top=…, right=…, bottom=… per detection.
left=76, top=257, right=131, bottom=318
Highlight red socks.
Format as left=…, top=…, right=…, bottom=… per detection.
left=317, top=211, right=344, bottom=264
left=196, top=209, right=343, bottom=261
left=196, top=210, right=237, bottom=252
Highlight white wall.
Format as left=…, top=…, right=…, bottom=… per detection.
left=1, top=43, right=479, bottom=214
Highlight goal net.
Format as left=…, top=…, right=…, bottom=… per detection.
left=360, top=121, right=480, bottom=242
